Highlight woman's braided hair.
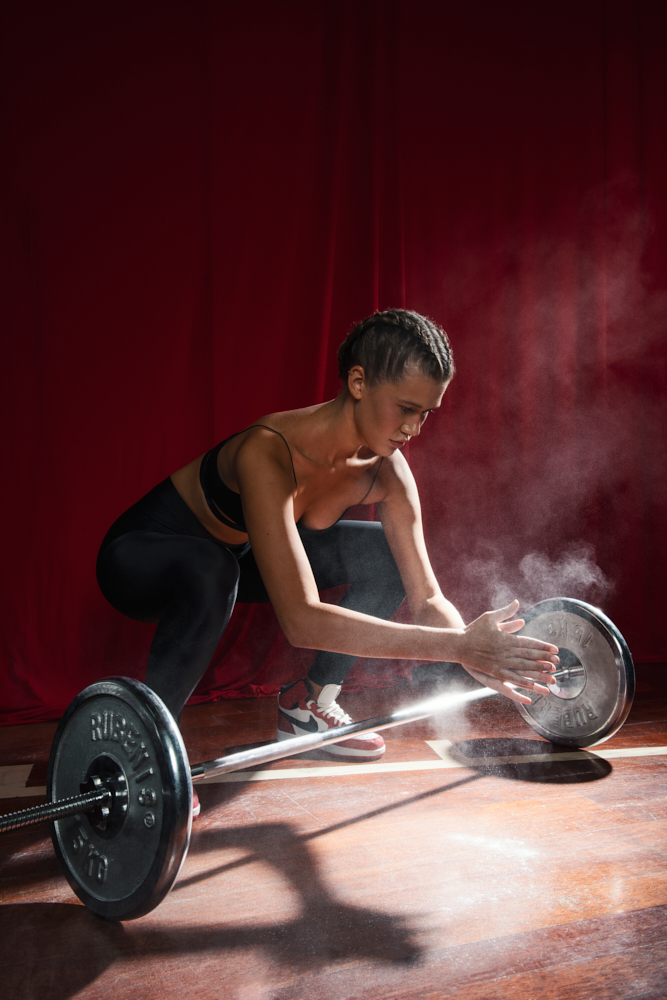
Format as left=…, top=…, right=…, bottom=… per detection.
left=337, top=309, right=454, bottom=387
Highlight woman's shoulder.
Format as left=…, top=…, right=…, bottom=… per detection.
left=374, top=448, right=417, bottom=497
left=230, top=418, right=298, bottom=486
left=236, top=403, right=326, bottom=460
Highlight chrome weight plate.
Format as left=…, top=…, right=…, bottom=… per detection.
left=47, top=677, right=192, bottom=920
left=516, top=598, right=635, bottom=747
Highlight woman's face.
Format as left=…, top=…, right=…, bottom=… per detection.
left=350, top=367, right=447, bottom=457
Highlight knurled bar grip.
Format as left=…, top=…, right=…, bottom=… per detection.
left=189, top=690, right=489, bottom=783
left=0, top=788, right=111, bottom=834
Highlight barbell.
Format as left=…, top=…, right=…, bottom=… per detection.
left=0, top=598, right=634, bottom=921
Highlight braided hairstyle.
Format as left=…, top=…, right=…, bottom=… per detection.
left=337, top=309, right=454, bottom=388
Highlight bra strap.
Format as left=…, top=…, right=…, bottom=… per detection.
left=249, top=424, right=298, bottom=485
left=358, top=457, right=383, bottom=505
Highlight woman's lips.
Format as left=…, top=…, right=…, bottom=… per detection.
left=390, top=439, right=407, bottom=448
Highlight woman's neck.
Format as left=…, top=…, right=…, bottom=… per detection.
left=290, top=393, right=367, bottom=469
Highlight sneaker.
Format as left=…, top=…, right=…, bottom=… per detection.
left=277, top=680, right=385, bottom=759
left=192, top=789, right=201, bottom=819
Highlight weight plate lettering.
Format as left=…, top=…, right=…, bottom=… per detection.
left=47, top=677, right=191, bottom=920
left=517, top=598, right=635, bottom=748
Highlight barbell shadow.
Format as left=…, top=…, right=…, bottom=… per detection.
left=0, top=859, right=423, bottom=1000
left=175, top=736, right=612, bottom=900
left=0, top=737, right=618, bottom=1000
left=447, top=738, right=613, bottom=783
left=0, top=770, right=481, bottom=995
left=0, top=897, right=422, bottom=1000
left=179, top=773, right=484, bottom=890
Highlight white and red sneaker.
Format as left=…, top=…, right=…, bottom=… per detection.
left=277, top=679, right=385, bottom=760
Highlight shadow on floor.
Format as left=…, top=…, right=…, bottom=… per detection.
left=2, top=752, right=475, bottom=999
left=0, top=903, right=126, bottom=1000
left=0, top=887, right=422, bottom=1000
left=181, top=772, right=483, bottom=889
left=448, top=737, right=613, bottom=783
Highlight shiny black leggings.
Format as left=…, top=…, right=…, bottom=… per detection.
left=96, top=479, right=405, bottom=720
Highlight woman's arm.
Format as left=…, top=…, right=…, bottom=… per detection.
left=236, top=432, right=558, bottom=704
left=377, top=452, right=558, bottom=702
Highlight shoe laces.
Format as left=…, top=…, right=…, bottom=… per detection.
left=315, top=698, right=352, bottom=727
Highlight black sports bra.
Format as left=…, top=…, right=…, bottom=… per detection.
left=199, top=425, right=296, bottom=533
left=199, top=424, right=383, bottom=532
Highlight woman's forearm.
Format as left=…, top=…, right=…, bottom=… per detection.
left=410, top=594, right=466, bottom=631
left=283, top=599, right=463, bottom=662
left=282, top=596, right=559, bottom=699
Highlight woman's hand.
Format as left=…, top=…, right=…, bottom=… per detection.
left=454, top=600, right=559, bottom=704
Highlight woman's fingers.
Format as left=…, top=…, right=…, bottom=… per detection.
left=460, top=599, right=564, bottom=704
left=504, top=670, right=555, bottom=685
left=464, top=667, right=533, bottom=704
left=487, top=600, right=520, bottom=624
left=498, top=618, right=525, bottom=633
left=489, top=604, right=559, bottom=655
left=457, top=606, right=560, bottom=696
left=499, top=673, right=552, bottom=694
left=468, top=664, right=552, bottom=700
left=511, top=636, right=560, bottom=661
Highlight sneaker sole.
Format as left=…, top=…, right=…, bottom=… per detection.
left=275, top=728, right=385, bottom=759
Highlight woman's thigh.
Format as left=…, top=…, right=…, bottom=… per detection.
left=97, top=531, right=240, bottom=623
left=235, top=519, right=402, bottom=603
left=302, top=519, right=401, bottom=591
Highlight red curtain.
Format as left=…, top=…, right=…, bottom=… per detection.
left=1, top=1, right=666, bottom=723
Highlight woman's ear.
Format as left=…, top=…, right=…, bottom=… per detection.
left=347, top=365, right=366, bottom=400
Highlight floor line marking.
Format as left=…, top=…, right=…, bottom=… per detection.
left=1, top=745, right=666, bottom=796
left=196, top=744, right=667, bottom=782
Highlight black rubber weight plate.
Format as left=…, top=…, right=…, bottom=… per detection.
left=47, top=677, right=192, bottom=920
left=516, top=598, right=635, bottom=748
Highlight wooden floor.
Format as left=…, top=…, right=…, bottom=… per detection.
left=1, top=665, right=667, bottom=1000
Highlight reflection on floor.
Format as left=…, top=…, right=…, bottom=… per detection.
left=1, top=664, right=666, bottom=999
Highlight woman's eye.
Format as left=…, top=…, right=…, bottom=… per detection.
left=400, top=407, right=413, bottom=414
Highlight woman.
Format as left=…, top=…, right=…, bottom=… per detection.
left=97, top=310, right=559, bottom=810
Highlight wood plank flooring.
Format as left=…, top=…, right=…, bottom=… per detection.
left=1, top=665, right=666, bottom=999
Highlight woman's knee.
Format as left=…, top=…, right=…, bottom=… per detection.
left=179, top=541, right=240, bottom=610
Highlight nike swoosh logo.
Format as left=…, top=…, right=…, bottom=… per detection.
left=278, top=709, right=320, bottom=733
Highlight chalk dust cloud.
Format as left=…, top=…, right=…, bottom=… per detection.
left=408, top=171, right=666, bottom=645
left=463, top=541, right=612, bottom=612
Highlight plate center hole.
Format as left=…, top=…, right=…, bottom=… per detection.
left=550, top=647, right=586, bottom=700
left=81, top=754, right=129, bottom=838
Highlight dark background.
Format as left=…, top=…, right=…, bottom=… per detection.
left=1, top=0, right=665, bottom=722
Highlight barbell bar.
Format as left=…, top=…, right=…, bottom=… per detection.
left=0, top=686, right=493, bottom=836
left=0, top=597, right=635, bottom=921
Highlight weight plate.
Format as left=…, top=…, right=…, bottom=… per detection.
left=47, top=677, right=191, bottom=921
left=516, top=598, right=635, bottom=748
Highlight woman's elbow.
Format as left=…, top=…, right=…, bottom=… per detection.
left=279, top=604, right=319, bottom=648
